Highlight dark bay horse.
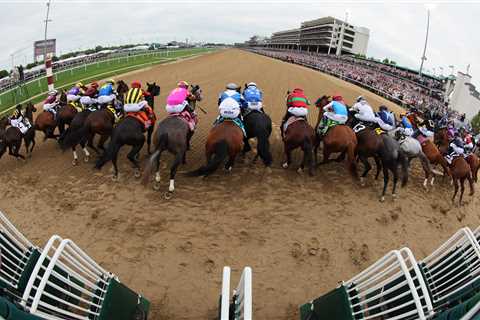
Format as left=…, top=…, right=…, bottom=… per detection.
left=466, top=153, right=480, bottom=183
left=188, top=121, right=244, bottom=176
left=143, top=85, right=203, bottom=194
left=144, top=82, right=161, bottom=154
left=314, top=96, right=357, bottom=179
left=95, top=83, right=164, bottom=180
left=0, top=103, right=37, bottom=160
left=61, top=81, right=128, bottom=154
left=57, top=101, right=79, bottom=137
left=282, top=116, right=316, bottom=175
left=242, top=109, right=273, bottom=168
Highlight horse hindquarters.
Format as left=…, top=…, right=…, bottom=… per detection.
left=188, top=140, right=230, bottom=177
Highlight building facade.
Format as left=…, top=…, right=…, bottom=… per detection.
left=269, top=28, right=300, bottom=50
left=450, top=72, right=480, bottom=120
left=268, top=16, right=369, bottom=56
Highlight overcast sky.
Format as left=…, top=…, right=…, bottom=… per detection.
left=0, top=0, right=479, bottom=87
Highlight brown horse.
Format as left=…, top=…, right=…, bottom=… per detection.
left=282, top=116, right=316, bottom=176
left=61, top=81, right=127, bottom=154
left=0, top=103, right=37, bottom=160
left=57, top=101, right=79, bottom=137
left=420, top=139, right=450, bottom=177
left=466, top=153, right=480, bottom=183
left=450, top=156, right=474, bottom=205
left=314, top=95, right=357, bottom=179
left=434, top=127, right=450, bottom=154
left=35, top=107, right=58, bottom=140
left=188, top=121, right=244, bottom=176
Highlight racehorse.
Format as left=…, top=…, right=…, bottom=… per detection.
left=449, top=156, right=474, bottom=205
left=143, top=85, right=203, bottom=194
left=314, top=95, right=357, bottom=178
left=242, top=109, right=273, bottom=167
left=395, top=132, right=435, bottom=189
left=57, top=99, right=79, bottom=139
left=434, top=127, right=450, bottom=154
left=466, top=153, right=480, bottom=183
left=282, top=110, right=316, bottom=176
left=144, top=82, right=161, bottom=154
left=35, top=103, right=59, bottom=140
left=61, top=81, right=127, bottom=154
left=0, top=103, right=37, bottom=160
left=188, top=121, right=244, bottom=177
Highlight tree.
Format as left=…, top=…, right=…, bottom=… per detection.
left=390, top=60, right=397, bottom=65
left=0, top=69, right=8, bottom=79
left=472, top=111, right=480, bottom=133
left=382, top=58, right=390, bottom=64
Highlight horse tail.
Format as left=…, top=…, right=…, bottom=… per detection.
left=399, top=150, right=409, bottom=187
left=302, top=136, right=314, bottom=175
left=347, top=142, right=358, bottom=179
left=142, top=132, right=168, bottom=185
left=187, top=140, right=229, bottom=177
left=257, top=133, right=273, bottom=167
left=60, top=122, right=89, bottom=151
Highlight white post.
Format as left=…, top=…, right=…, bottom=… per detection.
left=419, top=9, right=430, bottom=76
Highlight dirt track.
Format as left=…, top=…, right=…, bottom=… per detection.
left=1, top=49, right=479, bottom=319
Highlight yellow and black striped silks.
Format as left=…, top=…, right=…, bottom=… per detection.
left=125, top=88, right=143, bottom=104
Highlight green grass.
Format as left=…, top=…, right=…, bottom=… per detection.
left=0, top=48, right=213, bottom=115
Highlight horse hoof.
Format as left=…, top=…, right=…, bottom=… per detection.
left=153, top=181, right=161, bottom=191
left=84, top=156, right=89, bottom=163
left=164, top=191, right=173, bottom=200
left=282, top=162, right=289, bottom=169
left=379, top=196, right=385, bottom=203
left=72, top=159, right=78, bottom=166
left=297, top=168, right=303, bottom=174
left=112, top=175, right=118, bottom=182
left=264, top=167, right=272, bottom=175
left=134, top=170, right=141, bottom=179
left=360, top=177, right=366, bottom=187
left=226, top=166, right=232, bottom=173
left=392, top=194, right=397, bottom=200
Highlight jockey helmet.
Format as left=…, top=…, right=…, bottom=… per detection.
left=379, top=105, right=388, bottom=111
left=48, top=89, right=58, bottom=96
left=91, top=82, right=99, bottom=88
left=356, top=95, right=365, bottom=102
left=247, top=82, right=257, bottom=87
left=131, top=80, right=142, bottom=89
left=177, top=80, right=189, bottom=88
left=332, top=95, right=343, bottom=102
left=226, top=83, right=239, bottom=90
left=76, top=82, right=84, bottom=88
left=125, top=87, right=143, bottom=104
left=107, top=79, right=115, bottom=85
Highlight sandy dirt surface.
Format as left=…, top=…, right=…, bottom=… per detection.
left=1, top=49, right=479, bottom=319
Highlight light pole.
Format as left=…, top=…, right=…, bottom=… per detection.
left=43, top=0, right=52, bottom=61
left=419, top=8, right=430, bottom=76
left=449, top=65, right=454, bottom=76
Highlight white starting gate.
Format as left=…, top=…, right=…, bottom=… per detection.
left=219, top=266, right=252, bottom=320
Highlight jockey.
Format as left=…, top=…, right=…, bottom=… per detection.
left=80, top=82, right=99, bottom=109
left=281, top=88, right=309, bottom=138
left=243, top=82, right=263, bottom=112
left=318, top=95, right=348, bottom=135
left=66, top=82, right=87, bottom=102
left=376, top=105, right=396, bottom=131
left=9, top=105, right=30, bottom=134
left=43, top=89, right=60, bottom=116
left=461, top=128, right=474, bottom=154
left=123, top=81, right=155, bottom=129
left=399, top=114, right=414, bottom=136
left=417, top=119, right=435, bottom=138
left=350, top=96, right=376, bottom=125
left=166, top=81, right=192, bottom=114
left=446, top=134, right=465, bottom=164
left=216, top=83, right=246, bottom=123
left=97, top=79, right=117, bottom=105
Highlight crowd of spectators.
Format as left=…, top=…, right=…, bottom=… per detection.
left=250, top=49, right=447, bottom=112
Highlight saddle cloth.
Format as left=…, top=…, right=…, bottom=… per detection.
left=127, top=110, right=156, bottom=130
left=217, top=117, right=246, bottom=137
left=169, top=110, right=198, bottom=131
left=284, top=116, right=305, bottom=133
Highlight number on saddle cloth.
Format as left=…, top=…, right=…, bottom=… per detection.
left=374, top=128, right=385, bottom=135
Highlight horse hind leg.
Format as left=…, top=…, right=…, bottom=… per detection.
left=452, top=178, right=459, bottom=204
left=127, top=142, right=145, bottom=178
left=380, top=165, right=389, bottom=202
left=359, top=155, right=371, bottom=186
left=392, top=164, right=399, bottom=199
left=459, top=177, right=466, bottom=206
left=374, top=156, right=382, bottom=180
left=468, top=174, right=475, bottom=196
left=168, top=150, right=185, bottom=193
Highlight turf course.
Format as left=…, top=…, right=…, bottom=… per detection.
left=0, top=48, right=213, bottom=115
